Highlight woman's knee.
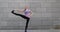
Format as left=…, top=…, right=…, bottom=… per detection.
left=27, top=17, right=30, bottom=20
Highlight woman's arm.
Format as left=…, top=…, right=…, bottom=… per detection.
left=17, top=9, right=24, bottom=13
left=30, top=11, right=32, bottom=15
left=29, top=11, right=32, bottom=16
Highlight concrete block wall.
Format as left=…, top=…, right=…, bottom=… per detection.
left=0, top=0, right=60, bottom=29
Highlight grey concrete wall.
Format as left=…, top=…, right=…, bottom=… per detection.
left=0, top=0, right=60, bottom=29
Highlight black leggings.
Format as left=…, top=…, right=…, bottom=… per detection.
left=11, top=10, right=30, bottom=32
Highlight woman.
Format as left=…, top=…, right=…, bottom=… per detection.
left=11, top=6, right=32, bottom=32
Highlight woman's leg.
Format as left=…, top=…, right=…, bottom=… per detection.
left=11, top=10, right=29, bottom=19
left=25, top=18, right=30, bottom=32
left=11, top=10, right=30, bottom=32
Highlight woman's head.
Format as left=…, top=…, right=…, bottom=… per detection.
left=25, top=5, right=29, bottom=9
left=24, top=5, right=29, bottom=11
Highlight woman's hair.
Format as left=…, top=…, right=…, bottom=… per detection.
left=24, top=8, right=26, bottom=11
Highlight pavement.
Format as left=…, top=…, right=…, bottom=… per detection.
left=0, top=29, right=60, bottom=32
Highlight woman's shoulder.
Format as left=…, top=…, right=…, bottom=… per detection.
left=26, top=9, right=31, bottom=11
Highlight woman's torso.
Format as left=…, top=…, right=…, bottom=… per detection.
left=24, top=9, right=31, bottom=18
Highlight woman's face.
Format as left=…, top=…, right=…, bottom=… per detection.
left=25, top=6, right=29, bottom=9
